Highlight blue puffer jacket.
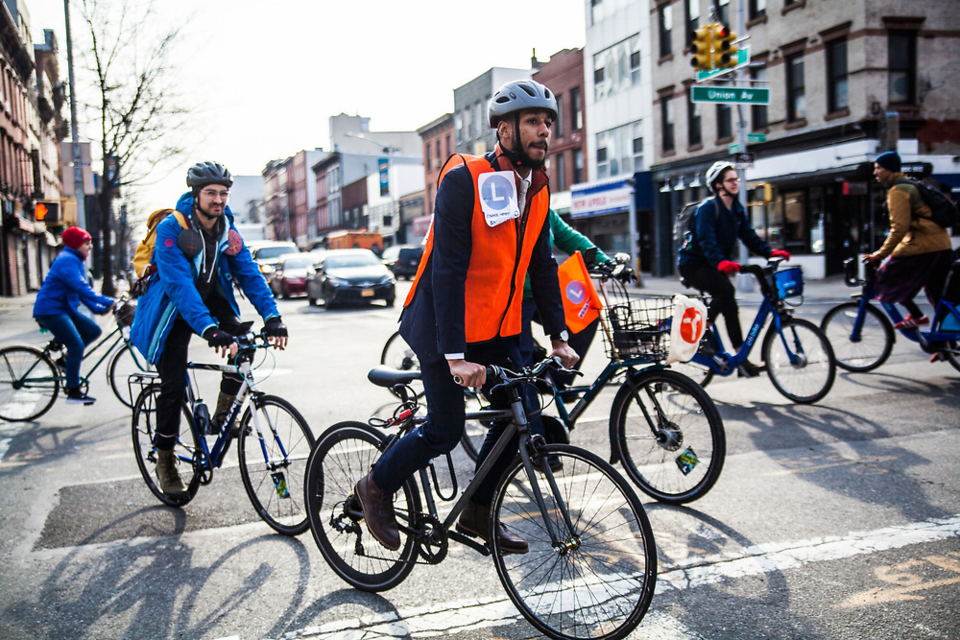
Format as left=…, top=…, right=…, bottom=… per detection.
left=130, top=193, right=279, bottom=364
left=33, top=247, right=114, bottom=317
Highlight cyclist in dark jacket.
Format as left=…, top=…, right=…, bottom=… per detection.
left=130, top=161, right=288, bottom=500
left=33, top=226, right=115, bottom=404
left=678, top=161, right=789, bottom=376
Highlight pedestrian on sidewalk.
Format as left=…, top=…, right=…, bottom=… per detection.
left=33, top=226, right=116, bottom=405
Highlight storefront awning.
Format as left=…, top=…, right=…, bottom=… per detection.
left=570, top=172, right=654, bottom=219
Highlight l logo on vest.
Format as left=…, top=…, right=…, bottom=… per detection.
left=478, top=171, right=520, bottom=227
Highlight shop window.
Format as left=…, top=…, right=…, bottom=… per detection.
left=685, top=0, right=699, bottom=48
left=662, top=98, right=675, bottom=152
left=659, top=2, right=673, bottom=59
left=749, top=0, right=767, bottom=20
left=717, top=102, right=732, bottom=140
left=573, top=148, right=584, bottom=184
left=751, top=66, right=768, bottom=129
left=571, top=87, right=583, bottom=131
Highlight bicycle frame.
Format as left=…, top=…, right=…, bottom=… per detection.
left=846, top=265, right=960, bottom=349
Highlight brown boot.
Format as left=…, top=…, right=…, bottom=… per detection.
left=156, top=449, right=188, bottom=498
left=456, top=500, right=529, bottom=554
left=206, top=393, right=237, bottom=436
left=354, top=472, right=400, bottom=551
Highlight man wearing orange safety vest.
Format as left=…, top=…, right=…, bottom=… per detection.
left=355, top=79, right=579, bottom=553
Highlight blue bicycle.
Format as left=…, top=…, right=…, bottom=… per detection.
left=820, top=257, right=960, bottom=373
left=676, top=258, right=837, bottom=404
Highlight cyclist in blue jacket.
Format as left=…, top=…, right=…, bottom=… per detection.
left=678, top=161, right=790, bottom=376
left=33, top=226, right=116, bottom=405
left=131, top=161, right=288, bottom=499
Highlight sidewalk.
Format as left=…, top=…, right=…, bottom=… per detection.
left=630, top=273, right=853, bottom=304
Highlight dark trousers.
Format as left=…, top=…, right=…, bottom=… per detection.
left=680, top=262, right=744, bottom=349
left=155, top=316, right=242, bottom=451
left=35, top=311, right=102, bottom=388
left=372, top=336, right=528, bottom=507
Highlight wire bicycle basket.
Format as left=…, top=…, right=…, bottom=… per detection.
left=596, top=277, right=673, bottom=362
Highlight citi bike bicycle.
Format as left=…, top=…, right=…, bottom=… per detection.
left=0, top=293, right=152, bottom=421
left=304, top=357, right=656, bottom=640
left=820, top=257, right=960, bottom=372
left=131, top=324, right=314, bottom=535
left=674, top=258, right=837, bottom=404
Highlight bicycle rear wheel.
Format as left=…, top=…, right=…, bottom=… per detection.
left=131, top=384, right=201, bottom=507
left=304, top=421, right=421, bottom=592
left=820, top=301, right=894, bottom=372
left=762, top=318, right=837, bottom=404
left=107, top=343, right=155, bottom=407
left=238, top=395, right=315, bottom=536
left=460, top=389, right=491, bottom=461
left=0, top=346, right=60, bottom=422
left=611, top=368, right=725, bottom=504
left=492, top=444, right=656, bottom=640
left=380, top=331, right=419, bottom=371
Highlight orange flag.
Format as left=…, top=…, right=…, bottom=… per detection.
left=557, top=251, right=602, bottom=333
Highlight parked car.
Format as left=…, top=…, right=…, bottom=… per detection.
left=269, top=253, right=316, bottom=299
left=248, top=241, right=300, bottom=282
left=306, top=249, right=396, bottom=309
left=381, top=244, right=424, bottom=279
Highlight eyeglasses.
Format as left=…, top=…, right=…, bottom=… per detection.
left=724, top=177, right=740, bottom=184
left=200, top=189, right=230, bottom=199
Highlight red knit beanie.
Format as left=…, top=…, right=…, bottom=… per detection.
left=62, top=226, right=92, bottom=251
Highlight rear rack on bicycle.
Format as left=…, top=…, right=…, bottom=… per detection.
left=600, top=295, right=673, bottom=362
left=127, top=371, right=159, bottom=407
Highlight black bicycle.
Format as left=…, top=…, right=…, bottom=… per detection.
left=304, top=357, right=657, bottom=640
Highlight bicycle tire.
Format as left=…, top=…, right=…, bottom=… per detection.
left=107, top=343, right=155, bottom=408
left=491, top=443, right=657, bottom=640
left=0, top=346, right=60, bottom=422
left=610, top=368, right=725, bottom=504
left=304, top=421, right=421, bottom=592
left=944, top=345, right=960, bottom=373
left=820, top=302, right=894, bottom=372
left=131, top=384, right=202, bottom=507
left=762, top=317, right=837, bottom=404
left=459, top=389, right=492, bottom=462
left=237, top=395, right=315, bottom=536
left=668, top=359, right=714, bottom=387
left=380, top=331, right=419, bottom=371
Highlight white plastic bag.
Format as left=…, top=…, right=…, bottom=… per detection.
left=665, top=294, right=708, bottom=364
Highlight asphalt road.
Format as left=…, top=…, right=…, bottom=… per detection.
left=0, top=280, right=958, bottom=640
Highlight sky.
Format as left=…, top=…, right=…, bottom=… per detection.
left=27, top=0, right=587, bottom=214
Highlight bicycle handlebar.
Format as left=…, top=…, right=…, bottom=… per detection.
left=453, top=356, right=581, bottom=388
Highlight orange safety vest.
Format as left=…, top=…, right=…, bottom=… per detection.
left=404, top=152, right=551, bottom=344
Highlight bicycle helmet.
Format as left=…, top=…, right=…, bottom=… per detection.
left=186, top=161, right=233, bottom=189
left=488, top=80, right=558, bottom=127
left=706, top=161, right=735, bottom=192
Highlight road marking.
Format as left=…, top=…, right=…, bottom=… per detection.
left=838, top=552, right=960, bottom=607
left=287, top=514, right=960, bottom=639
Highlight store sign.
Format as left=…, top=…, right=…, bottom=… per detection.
left=571, top=181, right=633, bottom=219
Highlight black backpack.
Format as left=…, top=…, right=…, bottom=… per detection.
left=894, top=178, right=960, bottom=231
left=674, top=197, right=715, bottom=256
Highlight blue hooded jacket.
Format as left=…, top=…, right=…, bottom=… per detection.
left=33, top=246, right=114, bottom=317
left=130, top=193, right=278, bottom=364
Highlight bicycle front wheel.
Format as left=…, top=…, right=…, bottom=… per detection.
left=304, top=421, right=421, bottom=592
left=131, top=384, right=201, bottom=507
left=762, top=317, right=837, bottom=404
left=492, top=444, right=657, bottom=640
left=238, top=395, right=315, bottom=536
left=0, top=346, right=60, bottom=422
left=459, top=389, right=490, bottom=462
left=820, top=302, right=894, bottom=372
left=107, top=343, right=155, bottom=408
left=611, top=368, right=725, bottom=504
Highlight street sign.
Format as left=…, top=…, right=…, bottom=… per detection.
left=729, top=144, right=742, bottom=154
left=747, top=133, right=767, bottom=143
left=734, top=152, right=755, bottom=169
left=691, top=85, right=770, bottom=104
left=696, top=46, right=750, bottom=81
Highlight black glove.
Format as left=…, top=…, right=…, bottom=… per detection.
left=263, top=316, right=288, bottom=338
left=615, top=265, right=636, bottom=283
left=203, top=327, right=236, bottom=348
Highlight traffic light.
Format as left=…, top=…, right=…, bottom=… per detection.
left=35, top=201, right=60, bottom=224
left=712, top=24, right=739, bottom=69
left=690, top=25, right=713, bottom=71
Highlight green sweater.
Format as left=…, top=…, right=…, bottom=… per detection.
left=523, top=209, right=610, bottom=300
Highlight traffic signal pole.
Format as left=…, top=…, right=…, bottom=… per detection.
left=733, top=0, right=753, bottom=291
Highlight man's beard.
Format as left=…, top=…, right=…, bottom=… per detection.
left=518, top=143, right=548, bottom=170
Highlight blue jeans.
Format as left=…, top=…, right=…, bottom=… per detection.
left=35, top=311, right=102, bottom=388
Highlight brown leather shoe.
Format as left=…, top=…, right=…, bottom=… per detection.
left=354, top=472, right=400, bottom=551
left=456, top=500, right=529, bottom=554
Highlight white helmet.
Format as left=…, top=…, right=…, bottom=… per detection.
left=706, top=161, right=735, bottom=192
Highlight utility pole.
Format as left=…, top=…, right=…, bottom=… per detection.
left=733, top=0, right=753, bottom=292
left=64, top=0, right=86, bottom=229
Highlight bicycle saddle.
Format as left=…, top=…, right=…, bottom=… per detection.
left=367, top=365, right=421, bottom=388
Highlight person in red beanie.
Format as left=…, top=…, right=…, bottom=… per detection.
left=33, top=226, right=116, bottom=404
